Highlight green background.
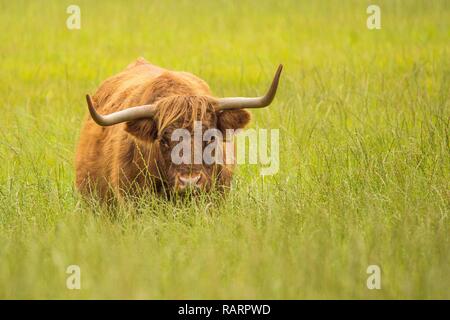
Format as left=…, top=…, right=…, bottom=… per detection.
left=0, top=0, right=448, bottom=298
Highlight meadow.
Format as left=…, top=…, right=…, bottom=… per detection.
left=0, top=0, right=448, bottom=299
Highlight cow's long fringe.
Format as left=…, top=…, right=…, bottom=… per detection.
left=155, top=95, right=217, bottom=133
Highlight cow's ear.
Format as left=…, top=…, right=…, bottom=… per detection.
left=125, top=118, right=158, bottom=142
left=217, top=109, right=251, bottom=133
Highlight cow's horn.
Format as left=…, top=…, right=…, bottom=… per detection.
left=216, top=64, right=283, bottom=111
left=86, top=94, right=157, bottom=126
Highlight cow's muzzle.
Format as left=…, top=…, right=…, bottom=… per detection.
left=174, top=173, right=207, bottom=193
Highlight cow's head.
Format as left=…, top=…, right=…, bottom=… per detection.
left=86, top=65, right=282, bottom=194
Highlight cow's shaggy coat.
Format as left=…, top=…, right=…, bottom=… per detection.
left=76, top=58, right=250, bottom=201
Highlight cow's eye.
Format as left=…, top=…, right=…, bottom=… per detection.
left=206, top=136, right=216, bottom=145
left=159, top=137, right=170, bottom=148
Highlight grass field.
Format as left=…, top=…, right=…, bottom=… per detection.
left=0, top=0, right=449, bottom=299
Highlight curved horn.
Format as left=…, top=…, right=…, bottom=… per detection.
left=86, top=94, right=157, bottom=126
left=217, top=64, right=283, bottom=111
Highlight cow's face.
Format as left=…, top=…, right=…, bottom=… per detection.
left=126, top=96, right=251, bottom=194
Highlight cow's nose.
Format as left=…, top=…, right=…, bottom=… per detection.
left=178, top=174, right=201, bottom=188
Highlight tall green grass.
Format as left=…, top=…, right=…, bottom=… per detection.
left=0, top=0, right=448, bottom=298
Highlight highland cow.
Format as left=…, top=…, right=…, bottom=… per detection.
left=75, top=58, right=282, bottom=201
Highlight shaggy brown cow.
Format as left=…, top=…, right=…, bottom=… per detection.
left=75, top=58, right=282, bottom=201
